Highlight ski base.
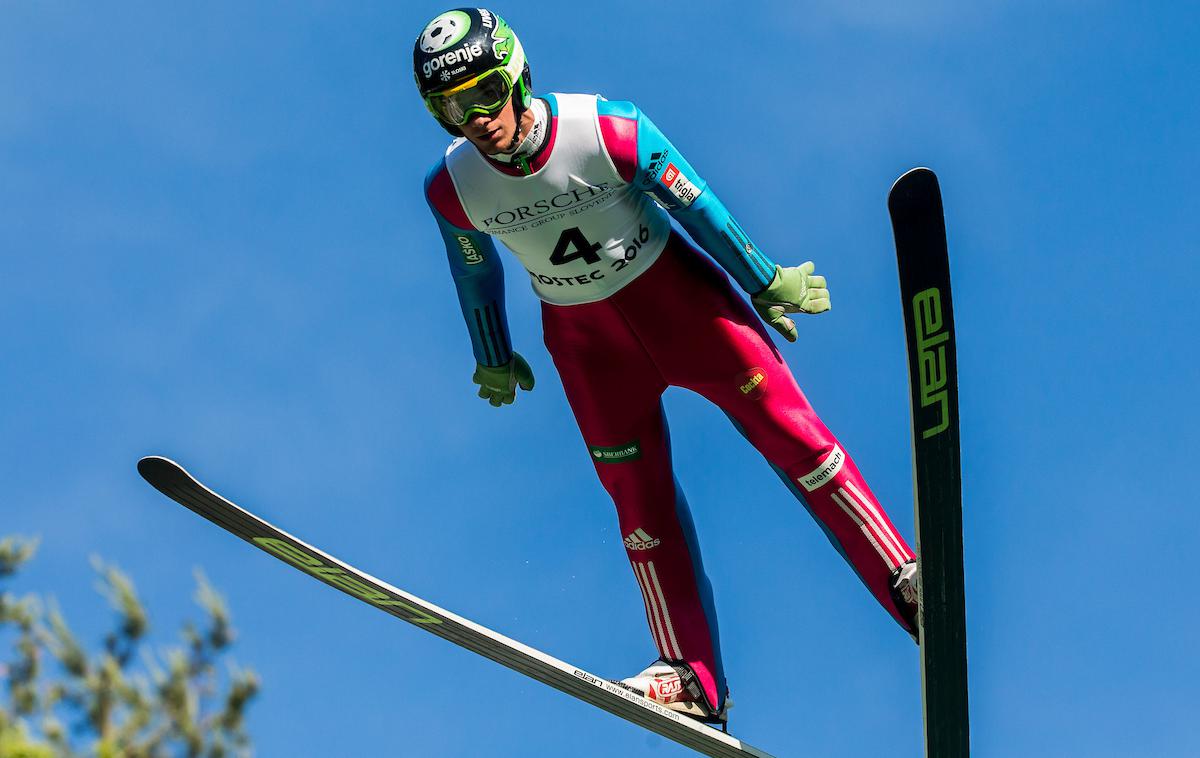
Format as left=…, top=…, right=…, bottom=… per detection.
left=137, top=456, right=775, bottom=758
left=889, top=167, right=970, bottom=758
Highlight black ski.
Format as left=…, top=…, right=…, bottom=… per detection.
left=136, top=456, right=775, bottom=758
left=888, top=167, right=970, bottom=758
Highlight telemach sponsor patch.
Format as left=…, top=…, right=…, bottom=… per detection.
left=798, top=445, right=845, bottom=492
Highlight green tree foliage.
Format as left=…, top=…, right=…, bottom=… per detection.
left=0, top=537, right=258, bottom=757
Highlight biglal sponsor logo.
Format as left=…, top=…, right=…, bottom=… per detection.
left=737, top=367, right=767, bottom=399
left=913, top=287, right=951, bottom=439
left=798, top=445, right=845, bottom=492
left=422, top=42, right=486, bottom=80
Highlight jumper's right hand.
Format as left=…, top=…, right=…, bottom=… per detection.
left=472, top=353, right=535, bottom=407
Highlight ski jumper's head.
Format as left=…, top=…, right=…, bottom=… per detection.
left=413, top=8, right=533, bottom=154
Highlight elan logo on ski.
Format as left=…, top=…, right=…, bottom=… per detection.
left=912, top=287, right=951, bottom=439
left=136, top=456, right=777, bottom=757
left=253, top=537, right=440, bottom=625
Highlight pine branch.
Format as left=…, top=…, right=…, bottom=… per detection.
left=91, top=557, right=148, bottom=668
left=0, top=538, right=39, bottom=580
left=0, top=538, right=259, bottom=756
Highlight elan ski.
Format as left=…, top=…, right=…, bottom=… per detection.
left=888, top=168, right=970, bottom=758
left=136, top=456, right=775, bottom=758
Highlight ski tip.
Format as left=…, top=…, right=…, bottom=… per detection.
left=889, top=166, right=938, bottom=194
left=887, top=167, right=943, bottom=215
left=137, top=455, right=188, bottom=487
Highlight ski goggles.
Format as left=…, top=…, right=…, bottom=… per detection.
left=425, top=68, right=514, bottom=126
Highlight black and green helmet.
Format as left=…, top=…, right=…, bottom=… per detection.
left=413, top=8, right=533, bottom=136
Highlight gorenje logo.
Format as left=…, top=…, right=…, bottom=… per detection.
left=913, top=287, right=951, bottom=439
left=252, top=537, right=441, bottom=625
left=624, top=528, right=661, bottom=551
left=798, top=445, right=845, bottom=492
left=422, top=42, right=485, bottom=80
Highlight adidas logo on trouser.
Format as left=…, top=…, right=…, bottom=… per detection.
left=624, top=528, right=661, bottom=551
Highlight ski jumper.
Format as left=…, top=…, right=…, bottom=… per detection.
left=423, top=94, right=916, bottom=713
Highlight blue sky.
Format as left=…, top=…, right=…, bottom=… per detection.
left=2, top=2, right=1197, bottom=756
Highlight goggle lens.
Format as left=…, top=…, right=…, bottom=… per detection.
left=428, top=70, right=513, bottom=126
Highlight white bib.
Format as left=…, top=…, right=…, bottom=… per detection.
left=444, top=93, right=670, bottom=305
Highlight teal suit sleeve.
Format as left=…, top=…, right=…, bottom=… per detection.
left=599, top=100, right=779, bottom=294
left=424, top=160, right=514, bottom=367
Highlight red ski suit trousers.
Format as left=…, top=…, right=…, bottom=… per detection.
left=541, top=233, right=915, bottom=712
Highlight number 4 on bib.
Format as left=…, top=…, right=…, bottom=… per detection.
left=550, top=226, right=602, bottom=265
left=888, top=167, right=970, bottom=758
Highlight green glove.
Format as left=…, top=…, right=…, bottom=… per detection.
left=472, top=353, right=535, bottom=407
left=750, top=262, right=831, bottom=343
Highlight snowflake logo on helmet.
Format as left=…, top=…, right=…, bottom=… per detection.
left=419, top=11, right=470, bottom=53
left=440, top=70, right=451, bottom=82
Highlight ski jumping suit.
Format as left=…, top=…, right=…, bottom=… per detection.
left=423, top=94, right=916, bottom=713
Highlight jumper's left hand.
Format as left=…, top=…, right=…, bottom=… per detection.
left=750, top=262, right=831, bottom=342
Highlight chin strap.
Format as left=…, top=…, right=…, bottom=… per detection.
left=491, top=98, right=548, bottom=174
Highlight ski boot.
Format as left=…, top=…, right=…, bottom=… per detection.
left=614, top=660, right=731, bottom=729
left=890, top=559, right=920, bottom=644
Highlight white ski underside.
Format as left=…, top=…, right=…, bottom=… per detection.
left=137, top=456, right=775, bottom=758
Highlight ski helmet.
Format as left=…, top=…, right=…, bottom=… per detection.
left=413, top=8, right=533, bottom=137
